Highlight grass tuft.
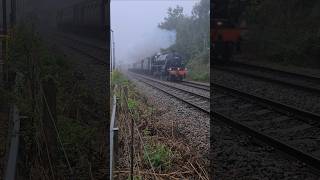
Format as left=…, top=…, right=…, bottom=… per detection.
left=144, top=144, right=173, bottom=170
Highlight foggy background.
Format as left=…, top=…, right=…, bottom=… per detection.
left=111, top=0, right=199, bottom=67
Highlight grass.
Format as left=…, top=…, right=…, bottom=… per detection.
left=6, top=23, right=106, bottom=178
left=111, top=70, right=129, bottom=87
left=127, top=98, right=137, bottom=111
left=144, top=143, right=173, bottom=170
left=58, top=116, right=96, bottom=163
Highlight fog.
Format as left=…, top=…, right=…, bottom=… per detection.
left=111, top=0, right=199, bottom=66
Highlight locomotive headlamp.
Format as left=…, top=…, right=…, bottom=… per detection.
left=168, top=68, right=172, bottom=71
left=217, top=21, right=223, bottom=26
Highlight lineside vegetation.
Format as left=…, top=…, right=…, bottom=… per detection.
left=5, top=22, right=107, bottom=179
left=112, top=70, right=208, bottom=179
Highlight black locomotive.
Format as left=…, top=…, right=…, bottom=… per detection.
left=130, top=52, right=187, bottom=81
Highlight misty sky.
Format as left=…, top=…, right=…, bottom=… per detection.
left=111, top=0, right=199, bottom=65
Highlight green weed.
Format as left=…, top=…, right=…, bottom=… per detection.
left=144, top=144, right=173, bottom=170
left=111, top=70, right=129, bottom=86
left=127, top=98, right=137, bottom=111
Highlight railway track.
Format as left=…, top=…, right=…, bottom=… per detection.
left=214, top=61, right=320, bottom=94
left=49, top=32, right=320, bottom=173
left=131, top=73, right=210, bottom=114
left=131, top=72, right=320, bottom=172
left=180, top=80, right=210, bottom=91
left=213, top=82, right=320, bottom=172
left=52, top=32, right=108, bottom=66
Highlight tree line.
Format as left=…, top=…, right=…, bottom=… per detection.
left=158, top=0, right=210, bottom=81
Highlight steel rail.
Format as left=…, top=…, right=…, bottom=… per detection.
left=135, top=73, right=320, bottom=126
left=214, top=65, right=320, bottom=94
left=132, top=74, right=210, bottom=114
left=134, top=73, right=210, bottom=100
left=213, top=84, right=320, bottom=172
left=180, top=81, right=210, bottom=91
left=231, top=61, right=320, bottom=81
left=132, top=72, right=320, bottom=172
left=52, top=35, right=107, bottom=66
left=213, top=83, right=320, bottom=126
left=54, top=32, right=106, bottom=51
left=214, top=112, right=320, bottom=172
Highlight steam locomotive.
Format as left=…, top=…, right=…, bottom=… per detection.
left=56, top=0, right=108, bottom=40
left=211, top=0, right=247, bottom=62
left=130, top=52, right=187, bottom=81
left=211, top=18, right=242, bottom=62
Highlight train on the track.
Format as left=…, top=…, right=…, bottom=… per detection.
left=56, top=0, right=108, bottom=39
left=211, top=0, right=247, bottom=62
left=211, top=18, right=242, bottom=62
left=129, top=52, right=187, bottom=81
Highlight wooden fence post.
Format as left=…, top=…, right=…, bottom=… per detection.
left=42, top=78, right=58, bottom=171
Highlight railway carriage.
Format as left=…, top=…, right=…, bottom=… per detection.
left=57, top=0, right=108, bottom=39
left=141, top=57, right=152, bottom=74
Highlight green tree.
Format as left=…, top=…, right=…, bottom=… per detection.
left=158, top=6, right=184, bottom=30
left=158, top=0, right=210, bottom=81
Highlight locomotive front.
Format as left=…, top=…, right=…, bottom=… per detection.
left=164, top=53, right=187, bottom=81
left=211, top=19, right=241, bottom=62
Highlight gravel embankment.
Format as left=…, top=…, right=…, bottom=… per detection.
left=213, top=69, right=320, bottom=114
left=211, top=120, right=320, bottom=179
left=125, top=72, right=210, bottom=159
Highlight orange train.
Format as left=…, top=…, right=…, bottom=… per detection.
left=211, top=19, right=243, bottom=61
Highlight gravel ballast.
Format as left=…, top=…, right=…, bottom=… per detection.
left=211, top=120, right=320, bottom=180
left=212, top=68, right=320, bottom=179
left=125, top=72, right=210, bottom=160
left=213, top=69, right=320, bottom=114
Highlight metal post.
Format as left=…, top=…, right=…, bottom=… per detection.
left=110, top=29, right=113, bottom=72
left=110, top=29, right=115, bottom=71
left=130, top=114, right=134, bottom=180
left=110, top=95, right=117, bottom=180
left=4, top=105, right=20, bottom=180
left=113, top=36, right=115, bottom=71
